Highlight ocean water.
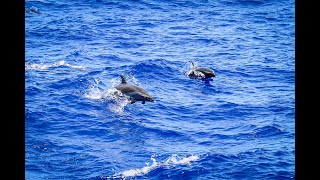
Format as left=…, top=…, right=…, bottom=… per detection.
left=25, top=0, right=295, bottom=179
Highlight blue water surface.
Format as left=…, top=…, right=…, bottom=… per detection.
left=25, top=0, right=295, bottom=179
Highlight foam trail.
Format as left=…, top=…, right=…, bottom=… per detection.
left=59, top=60, right=86, bottom=70
left=25, top=62, right=50, bottom=70
left=113, top=154, right=199, bottom=179
left=120, top=157, right=158, bottom=178
left=25, top=60, right=86, bottom=71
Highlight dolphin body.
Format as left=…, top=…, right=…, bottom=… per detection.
left=115, top=76, right=155, bottom=104
left=185, top=62, right=216, bottom=79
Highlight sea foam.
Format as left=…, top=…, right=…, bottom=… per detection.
left=25, top=60, right=86, bottom=71
left=113, top=154, right=199, bottom=179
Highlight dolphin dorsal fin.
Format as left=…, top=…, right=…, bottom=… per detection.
left=189, top=61, right=196, bottom=68
left=120, top=75, right=127, bottom=84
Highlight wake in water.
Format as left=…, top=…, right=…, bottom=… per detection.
left=25, top=60, right=86, bottom=71
left=111, top=154, right=199, bottom=179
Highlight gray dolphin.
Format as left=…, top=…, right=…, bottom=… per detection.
left=115, top=75, right=155, bottom=104
left=186, top=62, right=216, bottom=79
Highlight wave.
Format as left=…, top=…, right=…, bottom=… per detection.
left=223, top=0, right=270, bottom=6
left=126, top=59, right=196, bottom=84
left=253, top=124, right=285, bottom=138
left=202, top=149, right=294, bottom=179
left=25, top=60, right=86, bottom=71
left=131, top=59, right=182, bottom=73
left=111, top=154, right=199, bottom=179
left=104, top=147, right=293, bottom=179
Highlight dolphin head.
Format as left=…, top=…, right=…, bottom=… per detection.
left=206, top=69, right=216, bottom=78
left=144, top=96, right=155, bottom=103
left=195, top=67, right=215, bottom=78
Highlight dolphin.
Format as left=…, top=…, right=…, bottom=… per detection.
left=185, top=62, right=216, bottom=79
left=115, top=75, right=155, bottom=104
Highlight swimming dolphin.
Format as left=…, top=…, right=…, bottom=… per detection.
left=185, top=62, right=216, bottom=79
left=115, top=75, right=155, bottom=104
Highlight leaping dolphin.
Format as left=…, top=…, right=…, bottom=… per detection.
left=185, top=61, right=216, bottom=79
left=115, top=75, right=155, bottom=104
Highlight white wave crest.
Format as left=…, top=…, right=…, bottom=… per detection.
left=114, top=154, right=199, bottom=179
left=25, top=60, right=86, bottom=71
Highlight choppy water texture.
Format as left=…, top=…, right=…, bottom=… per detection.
left=25, top=0, right=295, bottom=179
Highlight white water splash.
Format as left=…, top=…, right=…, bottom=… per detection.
left=84, top=80, right=118, bottom=100
left=107, top=100, right=129, bottom=114
left=84, top=77, right=131, bottom=114
left=113, top=154, right=199, bottom=179
left=182, top=61, right=200, bottom=77
left=83, top=84, right=104, bottom=100
left=25, top=60, right=86, bottom=71
left=105, top=88, right=130, bottom=114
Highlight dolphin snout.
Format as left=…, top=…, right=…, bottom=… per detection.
left=206, top=73, right=215, bottom=78
left=209, top=70, right=216, bottom=77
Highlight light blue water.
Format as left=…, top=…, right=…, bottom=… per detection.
left=25, top=0, right=295, bottom=179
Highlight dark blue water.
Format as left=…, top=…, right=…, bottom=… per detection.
left=25, top=0, right=295, bottom=179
